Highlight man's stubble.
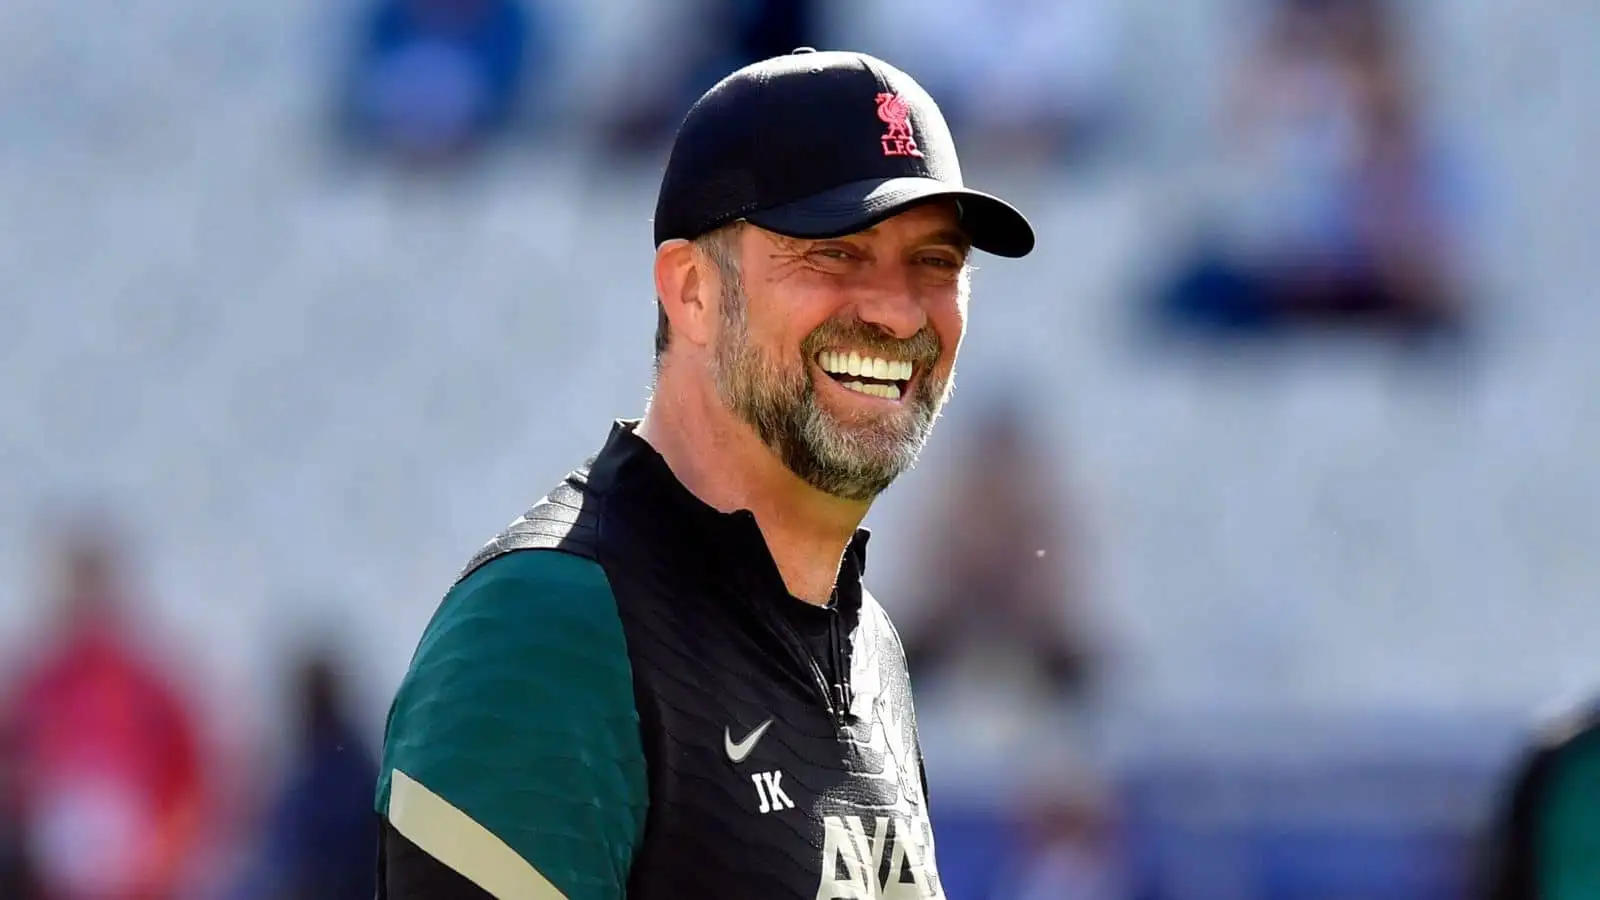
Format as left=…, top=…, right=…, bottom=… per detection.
left=706, top=251, right=957, bottom=502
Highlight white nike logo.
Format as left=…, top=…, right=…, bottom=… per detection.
left=724, top=719, right=774, bottom=763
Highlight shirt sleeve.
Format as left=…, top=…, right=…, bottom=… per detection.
left=381, top=818, right=493, bottom=900
left=374, top=550, right=648, bottom=900
left=1540, top=733, right=1600, bottom=900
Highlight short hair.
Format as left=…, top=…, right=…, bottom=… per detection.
left=655, top=221, right=744, bottom=362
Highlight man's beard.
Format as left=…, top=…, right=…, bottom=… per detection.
left=710, top=277, right=954, bottom=502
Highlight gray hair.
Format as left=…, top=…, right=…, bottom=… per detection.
left=654, top=221, right=745, bottom=364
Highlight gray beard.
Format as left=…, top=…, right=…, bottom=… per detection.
left=710, top=284, right=950, bottom=502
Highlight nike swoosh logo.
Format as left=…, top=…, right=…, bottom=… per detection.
left=724, top=719, right=774, bottom=763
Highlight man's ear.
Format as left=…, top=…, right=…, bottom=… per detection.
left=654, top=239, right=717, bottom=351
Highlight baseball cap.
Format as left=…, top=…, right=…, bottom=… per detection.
left=653, top=49, right=1035, bottom=258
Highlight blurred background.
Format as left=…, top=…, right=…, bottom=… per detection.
left=0, top=0, right=1596, bottom=897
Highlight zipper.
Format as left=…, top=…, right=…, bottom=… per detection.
left=760, top=594, right=850, bottom=739
left=828, top=607, right=854, bottom=722
left=730, top=511, right=853, bottom=738
left=781, top=611, right=845, bottom=727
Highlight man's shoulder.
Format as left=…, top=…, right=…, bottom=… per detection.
left=415, top=549, right=619, bottom=674
left=385, top=549, right=628, bottom=758
left=1491, top=693, right=1600, bottom=838
left=858, top=585, right=908, bottom=655
left=378, top=547, right=640, bottom=806
left=377, top=546, right=648, bottom=900
left=403, top=429, right=626, bottom=688
left=1525, top=693, right=1600, bottom=759
left=456, top=464, right=605, bottom=583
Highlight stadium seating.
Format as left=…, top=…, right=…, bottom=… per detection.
left=0, top=0, right=1596, bottom=780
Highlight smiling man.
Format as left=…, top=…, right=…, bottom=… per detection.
left=374, top=48, right=1034, bottom=900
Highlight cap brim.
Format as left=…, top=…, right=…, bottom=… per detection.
left=745, top=176, right=1035, bottom=258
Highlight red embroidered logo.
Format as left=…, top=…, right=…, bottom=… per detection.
left=875, top=92, right=922, bottom=158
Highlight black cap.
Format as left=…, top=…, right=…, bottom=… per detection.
left=654, top=49, right=1035, bottom=258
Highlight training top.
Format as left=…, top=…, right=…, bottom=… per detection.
left=373, top=420, right=945, bottom=899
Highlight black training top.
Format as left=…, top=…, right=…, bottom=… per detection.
left=374, top=419, right=945, bottom=899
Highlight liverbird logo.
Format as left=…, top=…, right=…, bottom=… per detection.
left=875, top=92, right=922, bottom=158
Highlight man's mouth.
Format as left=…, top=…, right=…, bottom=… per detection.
left=815, top=350, right=916, bottom=401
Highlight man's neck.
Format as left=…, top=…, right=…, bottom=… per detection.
left=637, top=374, right=869, bottom=606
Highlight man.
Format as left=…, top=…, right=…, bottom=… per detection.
left=374, top=47, right=1035, bottom=899
left=1480, top=695, right=1600, bottom=899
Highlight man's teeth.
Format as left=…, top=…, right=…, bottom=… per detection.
left=839, top=381, right=902, bottom=400
left=817, top=351, right=914, bottom=381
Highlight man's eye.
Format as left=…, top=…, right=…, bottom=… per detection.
left=814, top=247, right=854, bottom=261
left=918, top=255, right=960, bottom=269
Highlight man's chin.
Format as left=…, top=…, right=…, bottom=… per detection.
left=731, top=385, right=931, bottom=499
left=796, top=423, right=928, bottom=499
left=822, top=406, right=938, bottom=457
left=794, top=461, right=902, bottom=503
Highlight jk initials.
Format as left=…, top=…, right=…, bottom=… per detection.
left=753, top=770, right=796, bottom=814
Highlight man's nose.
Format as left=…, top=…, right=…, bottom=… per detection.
left=853, top=269, right=928, bottom=341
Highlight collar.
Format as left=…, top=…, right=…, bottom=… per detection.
left=590, top=419, right=870, bottom=608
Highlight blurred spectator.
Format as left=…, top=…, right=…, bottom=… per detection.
left=0, top=721, right=41, bottom=900
left=1151, top=0, right=1472, bottom=347
left=900, top=396, right=1100, bottom=704
left=1478, top=694, right=1600, bottom=900
left=600, top=0, right=817, bottom=159
left=989, top=763, right=1128, bottom=900
left=857, top=0, right=1123, bottom=167
left=228, top=646, right=378, bottom=900
left=3, top=522, right=211, bottom=900
left=339, top=0, right=549, bottom=168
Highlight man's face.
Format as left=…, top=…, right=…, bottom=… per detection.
left=708, top=202, right=970, bottom=501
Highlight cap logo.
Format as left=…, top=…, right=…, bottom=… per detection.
left=875, top=92, right=922, bottom=158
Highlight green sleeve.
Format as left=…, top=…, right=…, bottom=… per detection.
left=375, top=550, right=648, bottom=900
left=1540, top=733, right=1600, bottom=900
